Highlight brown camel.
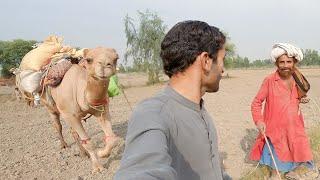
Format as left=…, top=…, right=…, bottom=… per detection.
left=43, top=47, right=120, bottom=173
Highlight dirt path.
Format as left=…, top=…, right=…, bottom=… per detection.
left=1, top=68, right=319, bottom=179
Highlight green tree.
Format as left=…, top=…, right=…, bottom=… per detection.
left=250, top=59, right=272, bottom=68
left=223, top=32, right=236, bottom=69
left=0, top=39, right=36, bottom=77
left=124, top=10, right=166, bottom=84
left=243, top=57, right=250, bottom=68
left=251, top=59, right=263, bottom=67
left=301, top=49, right=320, bottom=66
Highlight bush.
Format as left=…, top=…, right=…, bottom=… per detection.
left=0, top=39, right=36, bottom=77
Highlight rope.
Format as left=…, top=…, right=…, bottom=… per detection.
left=16, top=60, right=55, bottom=103
left=84, top=89, right=107, bottom=113
left=88, top=103, right=106, bottom=112
left=81, top=114, right=92, bottom=121
left=263, top=133, right=282, bottom=180
left=119, top=83, right=133, bottom=112
left=83, top=90, right=107, bottom=120
left=20, top=91, right=34, bottom=101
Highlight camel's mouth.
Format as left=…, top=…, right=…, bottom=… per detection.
left=94, top=72, right=114, bottom=80
left=95, top=75, right=110, bottom=80
left=106, top=64, right=113, bottom=69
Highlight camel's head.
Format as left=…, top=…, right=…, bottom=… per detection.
left=83, top=47, right=118, bottom=80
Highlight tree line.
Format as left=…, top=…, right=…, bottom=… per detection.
left=1, top=11, right=319, bottom=84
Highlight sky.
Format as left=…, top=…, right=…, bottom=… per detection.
left=1, top=0, right=319, bottom=64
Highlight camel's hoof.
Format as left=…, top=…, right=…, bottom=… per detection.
left=97, top=148, right=111, bottom=158
left=60, top=142, right=69, bottom=149
left=91, top=163, right=104, bottom=174
left=97, top=137, right=120, bottom=158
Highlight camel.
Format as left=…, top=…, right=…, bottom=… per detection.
left=42, top=47, right=120, bottom=173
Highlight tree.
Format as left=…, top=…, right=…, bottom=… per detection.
left=124, top=10, right=166, bottom=84
left=223, top=32, right=236, bottom=69
left=0, top=39, right=36, bottom=77
left=243, top=57, right=250, bottom=68
left=250, top=59, right=272, bottom=68
left=301, top=49, right=320, bottom=66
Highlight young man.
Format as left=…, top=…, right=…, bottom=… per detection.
left=114, top=21, right=230, bottom=180
left=250, top=43, right=315, bottom=179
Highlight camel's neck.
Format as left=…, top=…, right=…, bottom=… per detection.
left=85, top=76, right=109, bottom=104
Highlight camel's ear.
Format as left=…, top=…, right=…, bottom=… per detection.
left=82, top=49, right=93, bottom=64
left=83, top=49, right=89, bottom=57
left=86, top=58, right=93, bottom=64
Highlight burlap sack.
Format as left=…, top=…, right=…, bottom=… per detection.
left=17, top=70, right=44, bottom=93
left=20, top=35, right=63, bottom=71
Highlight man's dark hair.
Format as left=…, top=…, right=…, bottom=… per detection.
left=160, top=20, right=226, bottom=77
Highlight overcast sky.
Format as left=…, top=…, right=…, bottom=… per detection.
left=1, top=0, right=319, bottom=63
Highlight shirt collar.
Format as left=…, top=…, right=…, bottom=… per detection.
left=274, top=71, right=281, bottom=81
left=163, top=86, right=203, bottom=112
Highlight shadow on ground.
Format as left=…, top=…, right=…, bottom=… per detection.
left=240, top=128, right=259, bottom=165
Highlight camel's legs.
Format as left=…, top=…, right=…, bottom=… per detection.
left=70, top=127, right=89, bottom=158
left=48, top=112, right=68, bottom=149
left=96, top=108, right=120, bottom=158
left=64, top=115, right=103, bottom=173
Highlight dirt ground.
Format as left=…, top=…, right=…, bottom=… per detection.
left=1, top=68, right=319, bottom=180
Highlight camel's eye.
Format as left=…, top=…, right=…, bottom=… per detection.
left=85, top=58, right=93, bottom=64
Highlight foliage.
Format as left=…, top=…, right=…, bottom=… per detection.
left=300, top=49, right=320, bottom=66
left=0, top=39, right=36, bottom=77
left=124, top=10, right=166, bottom=84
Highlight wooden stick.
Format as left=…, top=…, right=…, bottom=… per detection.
left=263, top=133, right=282, bottom=180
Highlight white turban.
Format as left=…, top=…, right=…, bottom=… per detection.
left=270, top=43, right=303, bottom=62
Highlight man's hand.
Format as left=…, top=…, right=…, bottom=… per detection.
left=256, top=122, right=266, bottom=134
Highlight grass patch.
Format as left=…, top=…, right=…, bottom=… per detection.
left=240, top=165, right=271, bottom=180
left=309, top=125, right=320, bottom=163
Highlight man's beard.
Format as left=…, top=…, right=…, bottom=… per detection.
left=278, top=68, right=293, bottom=78
left=206, top=74, right=221, bottom=93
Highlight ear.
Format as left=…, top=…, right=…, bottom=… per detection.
left=83, top=48, right=89, bottom=57
left=200, top=52, right=212, bottom=73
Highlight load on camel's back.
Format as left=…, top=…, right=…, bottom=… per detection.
left=14, top=35, right=86, bottom=106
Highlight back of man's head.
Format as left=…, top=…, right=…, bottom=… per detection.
left=160, top=20, right=226, bottom=78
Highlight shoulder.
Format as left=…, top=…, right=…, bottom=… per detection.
left=265, top=72, right=276, bottom=80
left=133, top=92, right=171, bottom=117
left=128, top=91, right=174, bottom=133
left=261, top=71, right=277, bottom=84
